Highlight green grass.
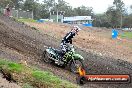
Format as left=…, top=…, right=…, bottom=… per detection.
left=120, top=32, right=132, bottom=39
left=32, top=71, right=61, bottom=84
left=17, top=18, right=36, bottom=23
left=22, top=83, right=34, bottom=88
left=7, top=63, right=23, bottom=72
left=0, top=59, right=29, bottom=73
left=0, top=58, right=79, bottom=88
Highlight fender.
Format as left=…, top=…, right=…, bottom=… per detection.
left=73, top=54, right=84, bottom=60
left=46, top=48, right=56, bottom=56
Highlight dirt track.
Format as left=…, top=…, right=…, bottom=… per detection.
left=0, top=15, right=132, bottom=88
left=26, top=22, right=132, bottom=62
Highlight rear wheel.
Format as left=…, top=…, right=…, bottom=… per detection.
left=70, top=60, right=84, bottom=74
left=43, top=50, right=51, bottom=63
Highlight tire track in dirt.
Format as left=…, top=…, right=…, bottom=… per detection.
left=0, top=16, right=132, bottom=88
left=0, top=16, right=80, bottom=86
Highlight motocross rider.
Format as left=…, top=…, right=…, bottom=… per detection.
left=59, top=26, right=82, bottom=60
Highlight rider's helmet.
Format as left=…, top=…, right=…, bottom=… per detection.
left=72, top=26, right=82, bottom=34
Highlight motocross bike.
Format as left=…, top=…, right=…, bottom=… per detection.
left=43, top=44, right=84, bottom=73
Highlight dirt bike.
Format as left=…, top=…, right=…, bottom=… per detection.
left=43, top=44, right=84, bottom=73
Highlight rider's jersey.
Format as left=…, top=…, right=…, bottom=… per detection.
left=61, top=31, right=75, bottom=44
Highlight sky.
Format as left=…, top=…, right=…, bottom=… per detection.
left=40, top=0, right=132, bottom=14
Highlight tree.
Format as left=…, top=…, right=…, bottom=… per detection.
left=23, top=0, right=40, bottom=19
left=23, top=0, right=36, bottom=11
left=11, top=0, right=23, bottom=8
left=123, top=14, right=132, bottom=28
left=38, top=4, right=50, bottom=19
left=104, top=0, right=125, bottom=28
left=106, top=6, right=121, bottom=28
left=0, top=0, right=23, bottom=8
left=113, top=0, right=125, bottom=28
left=74, top=6, right=94, bottom=16
left=52, top=0, right=75, bottom=16
left=113, top=0, right=125, bottom=11
left=93, top=14, right=111, bottom=28
left=51, top=0, right=94, bottom=17
left=43, top=0, right=55, bottom=11
left=0, top=0, right=12, bottom=7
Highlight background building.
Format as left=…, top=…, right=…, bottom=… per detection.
left=50, top=15, right=63, bottom=22
left=63, top=16, right=93, bottom=27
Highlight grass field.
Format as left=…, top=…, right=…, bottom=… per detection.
left=120, top=32, right=132, bottom=39
left=0, top=58, right=78, bottom=88
left=17, top=18, right=36, bottom=23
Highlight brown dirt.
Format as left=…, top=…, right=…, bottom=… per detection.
left=0, top=15, right=132, bottom=88
left=0, top=73, right=21, bottom=88
left=26, top=22, right=132, bottom=62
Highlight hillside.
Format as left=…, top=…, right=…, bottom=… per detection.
left=0, top=16, right=132, bottom=88
left=26, top=22, right=132, bottom=62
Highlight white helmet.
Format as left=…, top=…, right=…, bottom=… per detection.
left=73, top=26, right=82, bottom=32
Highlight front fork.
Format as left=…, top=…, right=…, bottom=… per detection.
left=72, top=59, right=80, bottom=69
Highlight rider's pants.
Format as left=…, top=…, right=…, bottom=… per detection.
left=60, top=42, right=68, bottom=55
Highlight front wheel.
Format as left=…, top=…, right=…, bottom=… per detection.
left=70, top=59, right=84, bottom=74
left=76, top=76, right=87, bottom=85
left=43, top=50, right=51, bottom=63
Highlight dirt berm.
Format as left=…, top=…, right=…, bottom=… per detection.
left=0, top=15, right=132, bottom=88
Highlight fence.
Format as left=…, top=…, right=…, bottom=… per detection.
left=0, top=7, right=33, bottom=19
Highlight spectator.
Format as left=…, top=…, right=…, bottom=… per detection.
left=5, top=4, right=11, bottom=17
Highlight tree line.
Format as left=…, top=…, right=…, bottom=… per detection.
left=93, top=0, right=132, bottom=28
left=0, top=0, right=132, bottom=28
